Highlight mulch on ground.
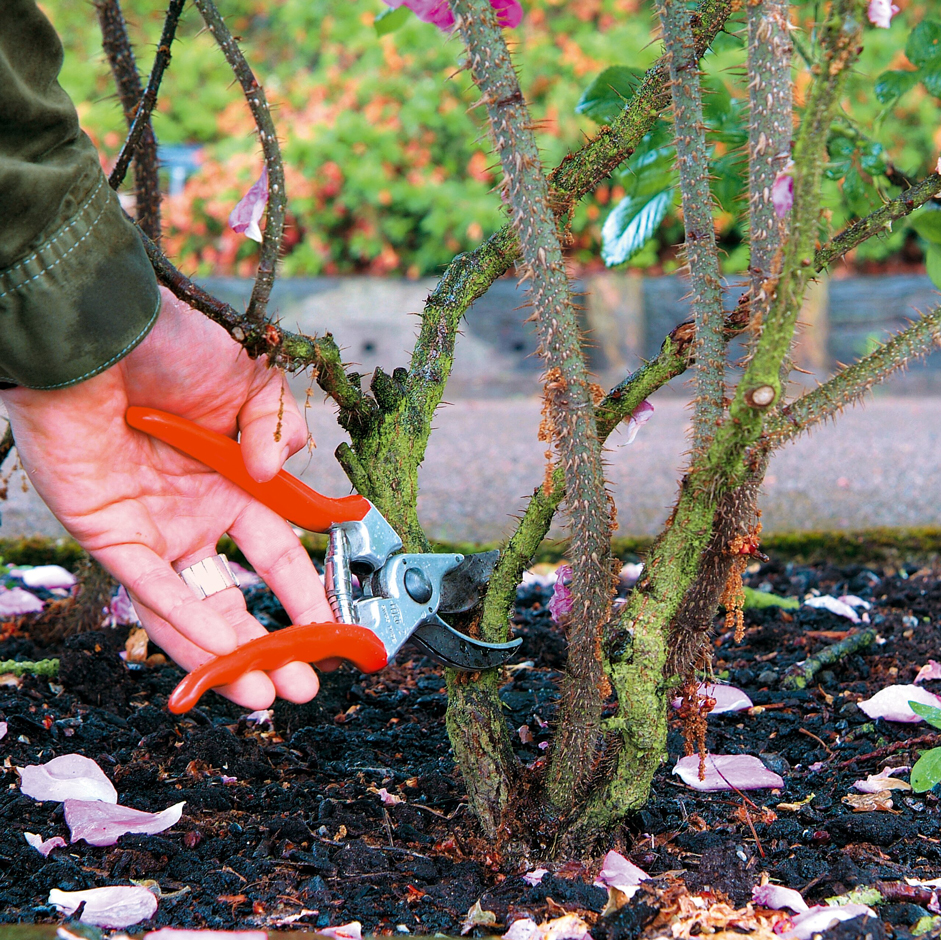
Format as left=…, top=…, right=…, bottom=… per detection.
left=2, top=554, right=941, bottom=937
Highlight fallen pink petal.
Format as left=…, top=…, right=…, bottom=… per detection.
left=858, top=684, right=941, bottom=722
left=319, top=922, right=363, bottom=940
left=752, top=883, right=809, bottom=913
left=376, top=787, right=404, bottom=805
left=0, top=586, right=44, bottom=616
left=65, top=798, right=185, bottom=846
left=24, top=832, right=67, bottom=856
left=837, top=594, right=871, bottom=610
left=624, top=400, right=654, bottom=445
left=12, top=564, right=77, bottom=589
left=243, top=709, right=274, bottom=726
left=778, top=904, right=876, bottom=939
left=505, top=919, right=540, bottom=940
left=548, top=565, right=574, bottom=625
left=19, top=754, right=118, bottom=804
left=867, top=0, right=899, bottom=27
left=0, top=720, right=7, bottom=741
left=915, top=660, right=941, bottom=684
left=229, top=167, right=269, bottom=243
left=671, top=682, right=753, bottom=714
left=853, top=767, right=910, bottom=792
left=619, top=562, right=644, bottom=585
left=672, top=753, right=784, bottom=791
left=48, top=885, right=158, bottom=929
left=522, top=868, right=549, bottom=886
left=518, top=724, right=534, bottom=744
left=593, top=850, right=649, bottom=898
left=109, top=584, right=141, bottom=626
left=804, top=595, right=860, bottom=623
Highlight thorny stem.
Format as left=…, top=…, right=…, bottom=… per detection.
left=762, top=306, right=941, bottom=445
left=479, top=324, right=695, bottom=645
left=95, top=0, right=162, bottom=243
left=109, top=0, right=186, bottom=192
left=408, top=0, right=731, bottom=426
left=815, top=174, right=941, bottom=270
left=449, top=0, right=611, bottom=810
left=709, top=0, right=865, bottom=473
left=192, top=0, right=286, bottom=326
left=746, top=0, right=792, bottom=309
left=658, top=0, right=726, bottom=455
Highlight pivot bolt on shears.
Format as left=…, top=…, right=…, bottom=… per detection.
left=125, top=408, right=522, bottom=714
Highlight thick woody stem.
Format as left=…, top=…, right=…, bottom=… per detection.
left=658, top=0, right=726, bottom=454
left=109, top=0, right=185, bottom=192
left=449, top=0, right=611, bottom=809
left=708, top=0, right=865, bottom=473
left=746, top=0, right=792, bottom=303
left=763, top=307, right=941, bottom=445
left=192, top=0, right=285, bottom=326
left=95, top=0, right=162, bottom=243
left=408, top=0, right=731, bottom=424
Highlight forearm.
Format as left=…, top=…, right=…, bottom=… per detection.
left=0, top=0, right=159, bottom=390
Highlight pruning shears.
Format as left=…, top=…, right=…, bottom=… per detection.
left=125, top=407, right=521, bottom=714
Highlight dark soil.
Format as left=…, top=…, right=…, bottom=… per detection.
left=2, top=555, right=941, bottom=936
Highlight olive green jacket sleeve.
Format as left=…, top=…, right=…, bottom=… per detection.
left=0, top=0, right=160, bottom=389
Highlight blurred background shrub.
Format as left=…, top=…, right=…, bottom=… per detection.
left=45, top=0, right=941, bottom=279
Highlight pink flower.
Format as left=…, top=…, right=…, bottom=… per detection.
left=381, top=0, right=522, bottom=31
left=867, top=0, right=899, bottom=28
left=772, top=165, right=795, bottom=218
left=548, top=565, right=573, bottom=625
left=229, top=167, right=269, bottom=242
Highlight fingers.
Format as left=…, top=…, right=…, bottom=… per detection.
left=238, top=372, right=307, bottom=483
left=133, top=583, right=320, bottom=709
left=94, top=543, right=239, bottom=657
left=228, top=499, right=335, bottom=626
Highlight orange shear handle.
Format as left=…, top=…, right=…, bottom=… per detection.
left=126, top=406, right=370, bottom=532
left=168, top=623, right=389, bottom=714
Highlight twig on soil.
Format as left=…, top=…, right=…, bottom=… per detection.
left=798, top=727, right=834, bottom=756
left=832, top=732, right=941, bottom=770
left=0, top=658, right=59, bottom=677
left=781, top=629, right=876, bottom=690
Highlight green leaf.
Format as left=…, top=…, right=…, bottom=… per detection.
left=576, top=66, right=644, bottom=124
left=906, top=20, right=941, bottom=68
left=374, top=5, right=410, bottom=36
left=625, top=146, right=677, bottom=200
left=742, top=586, right=800, bottom=610
left=928, top=247, right=941, bottom=289
left=910, top=700, right=941, bottom=730
left=910, top=747, right=941, bottom=792
left=922, top=64, right=941, bottom=98
left=909, top=209, right=941, bottom=244
left=602, top=190, right=672, bottom=267
left=875, top=69, right=921, bottom=103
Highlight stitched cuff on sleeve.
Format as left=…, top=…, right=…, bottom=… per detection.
left=0, top=168, right=160, bottom=389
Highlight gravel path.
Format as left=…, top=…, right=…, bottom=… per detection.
left=1, top=393, right=938, bottom=543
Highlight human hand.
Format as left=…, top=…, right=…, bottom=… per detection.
left=0, top=287, right=332, bottom=709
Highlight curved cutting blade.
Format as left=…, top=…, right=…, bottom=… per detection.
left=410, top=615, right=522, bottom=671
left=436, top=549, right=500, bottom=614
